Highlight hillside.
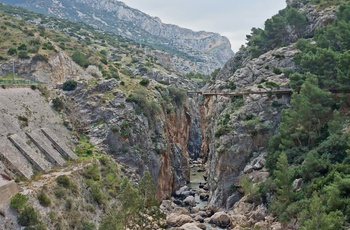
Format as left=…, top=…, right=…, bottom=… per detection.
left=0, top=0, right=234, bottom=75
left=0, top=4, right=192, bottom=229
left=202, top=0, right=350, bottom=229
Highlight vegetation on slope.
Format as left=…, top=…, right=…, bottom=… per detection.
left=9, top=156, right=164, bottom=229
left=242, top=2, right=350, bottom=228
left=0, top=4, right=191, bottom=229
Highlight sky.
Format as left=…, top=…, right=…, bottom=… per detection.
left=121, top=0, right=287, bottom=52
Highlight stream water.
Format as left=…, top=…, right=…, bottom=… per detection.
left=188, top=163, right=225, bottom=230
left=188, top=165, right=208, bottom=209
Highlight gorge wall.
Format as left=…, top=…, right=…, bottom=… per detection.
left=203, top=45, right=298, bottom=208
left=62, top=80, right=192, bottom=199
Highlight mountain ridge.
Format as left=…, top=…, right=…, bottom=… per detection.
left=1, top=0, right=234, bottom=75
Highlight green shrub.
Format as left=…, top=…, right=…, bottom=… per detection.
left=75, top=136, right=95, bottom=157
left=83, top=164, right=100, bottom=181
left=37, top=193, right=51, bottom=207
left=18, top=206, right=40, bottom=226
left=62, top=80, right=77, bottom=91
left=52, top=97, right=64, bottom=111
left=273, top=68, right=283, bottom=75
left=82, top=222, right=96, bottom=230
left=265, top=81, right=280, bottom=88
left=215, top=126, right=232, bottom=138
left=42, top=42, right=55, bottom=51
left=110, top=124, right=119, bottom=132
left=65, top=198, right=73, bottom=210
left=56, top=175, right=71, bottom=187
left=168, top=87, right=186, bottom=106
left=32, top=54, right=48, bottom=63
left=10, top=193, right=28, bottom=212
left=71, top=50, right=90, bottom=68
left=139, top=78, right=150, bottom=86
left=90, top=183, right=106, bottom=205
left=226, top=81, right=236, bottom=90
left=18, top=51, right=30, bottom=59
left=17, top=44, right=27, bottom=50
left=54, top=187, right=66, bottom=199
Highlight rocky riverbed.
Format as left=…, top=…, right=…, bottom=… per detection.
left=161, top=159, right=230, bottom=229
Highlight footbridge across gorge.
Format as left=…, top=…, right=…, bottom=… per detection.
left=187, top=89, right=293, bottom=98
left=187, top=88, right=350, bottom=98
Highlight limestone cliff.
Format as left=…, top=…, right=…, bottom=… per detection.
left=0, top=52, right=92, bottom=84
left=203, top=45, right=296, bottom=209
left=202, top=0, right=340, bottom=213
left=61, top=80, right=191, bottom=199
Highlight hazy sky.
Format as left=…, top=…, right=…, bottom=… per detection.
left=121, top=0, right=287, bottom=52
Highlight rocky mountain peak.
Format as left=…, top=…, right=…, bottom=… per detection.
left=1, top=0, right=234, bottom=74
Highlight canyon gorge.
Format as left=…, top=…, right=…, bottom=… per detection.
left=0, top=0, right=350, bottom=229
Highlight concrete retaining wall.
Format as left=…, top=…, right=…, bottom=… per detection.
left=0, top=142, right=34, bottom=179
left=41, top=128, right=78, bottom=160
left=8, top=134, right=51, bottom=172
left=26, top=131, right=65, bottom=166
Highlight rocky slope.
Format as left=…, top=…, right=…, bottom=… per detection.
left=1, top=0, right=234, bottom=74
left=61, top=79, right=192, bottom=199
left=197, top=0, right=341, bottom=228
left=0, top=6, right=199, bottom=202
left=204, top=44, right=297, bottom=209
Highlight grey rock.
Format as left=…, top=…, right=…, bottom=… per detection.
left=194, top=215, right=204, bottom=223
left=96, top=79, right=118, bottom=93
left=293, top=178, right=303, bottom=192
left=167, top=214, right=193, bottom=227
left=243, top=165, right=254, bottom=174
left=209, top=211, right=231, bottom=228
left=180, top=223, right=202, bottom=230
left=183, top=196, right=196, bottom=207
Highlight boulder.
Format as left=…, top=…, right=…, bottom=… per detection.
left=194, top=215, right=204, bottom=223
left=293, top=178, right=303, bottom=192
left=230, top=214, right=248, bottom=227
left=209, top=211, right=231, bottom=228
left=199, top=192, right=209, bottom=201
left=197, top=211, right=208, bottom=218
left=271, top=222, right=282, bottom=230
left=250, top=204, right=267, bottom=222
left=180, top=223, right=202, bottom=230
left=167, top=214, right=193, bottom=227
left=252, top=157, right=266, bottom=170
left=160, top=200, right=177, bottom=213
left=184, top=196, right=196, bottom=207
left=96, top=79, right=118, bottom=92
left=243, top=165, right=254, bottom=174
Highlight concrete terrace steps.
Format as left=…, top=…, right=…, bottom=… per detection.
left=40, top=128, right=78, bottom=160
left=8, top=134, right=52, bottom=172
left=26, top=131, right=66, bottom=167
left=1, top=128, right=76, bottom=180
left=0, top=142, right=34, bottom=179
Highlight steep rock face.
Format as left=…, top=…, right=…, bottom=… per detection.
left=0, top=52, right=92, bottom=84
left=286, top=0, right=337, bottom=33
left=202, top=1, right=340, bottom=209
left=187, top=98, right=203, bottom=160
left=63, top=80, right=191, bottom=199
left=2, top=0, right=234, bottom=74
left=204, top=45, right=298, bottom=208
